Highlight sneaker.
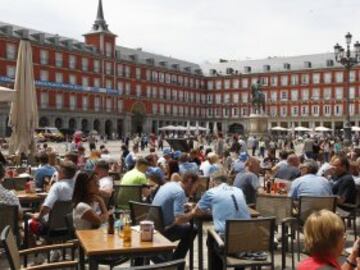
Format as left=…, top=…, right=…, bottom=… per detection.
left=50, top=250, right=61, bottom=262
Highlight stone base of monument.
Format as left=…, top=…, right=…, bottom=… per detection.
left=248, top=113, right=269, bottom=137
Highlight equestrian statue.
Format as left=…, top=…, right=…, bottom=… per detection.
left=251, top=80, right=266, bottom=114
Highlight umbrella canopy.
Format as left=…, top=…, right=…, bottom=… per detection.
left=294, top=126, right=311, bottom=132
left=352, top=126, right=360, bottom=132
left=159, top=125, right=176, bottom=131
left=89, top=130, right=98, bottom=135
left=315, top=126, right=331, bottom=132
left=271, top=126, right=288, bottom=131
left=8, top=39, right=38, bottom=155
left=0, top=86, right=15, bottom=102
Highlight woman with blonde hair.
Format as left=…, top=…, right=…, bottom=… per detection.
left=298, top=209, right=359, bottom=270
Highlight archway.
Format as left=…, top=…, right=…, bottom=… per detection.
left=105, top=120, right=113, bottom=138
left=228, top=123, right=245, bottom=134
left=81, top=119, right=89, bottom=132
left=93, top=119, right=100, bottom=132
left=69, top=118, right=77, bottom=130
left=117, top=119, right=123, bottom=138
left=54, top=118, right=63, bottom=129
left=131, top=102, right=146, bottom=135
left=39, top=117, right=49, bottom=127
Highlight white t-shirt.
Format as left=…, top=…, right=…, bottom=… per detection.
left=73, top=202, right=94, bottom=230
left=99, top=176, right=113, bottom=191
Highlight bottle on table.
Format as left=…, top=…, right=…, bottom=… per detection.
left=123, top=215, right=132, bottom=244
left=108, top=213, right=115, bottom=234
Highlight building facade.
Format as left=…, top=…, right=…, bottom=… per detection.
left=0, top=0, right=359, bottom=137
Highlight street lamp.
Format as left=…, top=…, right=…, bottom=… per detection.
left=334, top=32, right=360, bottom=144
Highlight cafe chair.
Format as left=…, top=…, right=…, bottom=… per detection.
left=113, top=185, right=143, bottom=212
left=295, top=196, right=337, bottom=261
left=129, top=201, right=165, bottom=233
left=0, top=204, right=20, bottom=248
left=207, top=217, right=276, bottom=270
left=1, top=226, right=77, bottom=270
left=124, top=259, right=185, bottom=270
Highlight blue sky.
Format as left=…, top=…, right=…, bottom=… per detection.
left=2, top=0, right=360, bottom=63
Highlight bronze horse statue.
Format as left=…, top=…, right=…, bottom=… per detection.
left=251, top=81, right=266, bottom=113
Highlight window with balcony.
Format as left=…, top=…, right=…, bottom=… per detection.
left=312, top=73, right=320, bottom=84
left=270, top=106, right=277, bottom=117
left=40, top=50, right=49, bottom=65
left=301, top=74, right=309, bottom=85
left=6, top=43, right=16, bottom=60
left=56, top=94, right=63, bottom=110
left=94, top=60, right=100, bottom=73
left=207, top=81, right=214, bottom=90
left=125, top=66, right=131, bottom=78
left=55, top=72, right=63, bottom=83
left=69, top=74, right=76, bottom=85
left=55, top=52, right=63, bottom=67
left=271, top=91, right=277, bottom=102
left=224, top=80, right=231, bottom=89
left=70, top=95, right=76, bottom=110
left=233, top=79, right=240, bottom=89
left=94, top=97, right=100, bottom=112
left=223, top=108, right=229, bottom=118
left=349, top=103, right=355, bottom=116
left=82, top=77, right=89, bottom=87
left=324, top=72, right=332, bottom=84
left=152, top=71, right=158, bottom=82
left=106, top=79, right=112, bottom=89
left=232, top=108, right=238, bottom=117
left=301, top=105, right=309, bottom=116
left=159, top=104, right=164, bottom=115
left=6, top=65, right=15, bottom=78
left=260, top=77, right=268, bottom=86
left=152, top=104, right=158, bottom=115
left=302, top=89, right=309, bottom=100
left=82, top=96, right=88, bottom=111
left=335, top=72, right=343, bottom=83
left=215, top=80, right=222, bottom=90
left=69, top=55, right=76, bottom=69
left=280, top=75, right=288, bottom=86
left=159, top=72, right=164, bottom=83
left=242, top=93, right=248, bottom=103
left=105, top=42, right=112, bottom=57
left=350, top=87, right=356, bottom=99
left=166, top=88, right=171, bottom=100
left=291, top=106, right=298, bottom=116
left=280, top=91, right=288, bottom=101
left=324, top=105, right=331, bottom=116
left=106, top=98, right=112, bottom=112
left=312, top=88, right=320, bottom=100
left=152, top=87, right=158, bottom=99
left=159, top=87, right=164, bottom=99
left=207, top=94, right=213, bottom=104
left=118, top=82, right=124, bottom=95
left=165, top=74, right=171, bottom=84
left=40, top=92, right=48, bottom=109
left=135, top=68, right=141, bottom=80
left=215, top=94, right=221, bottom=104
left=280, top=106, right=287, bottom=117
left=324, top=88, right=332, bottom=100
left=271, top=76, right=278, bottom=86
left=40, top=70, right=48, bottom=81
left=136, top=85, right=141, bottom=97
left=291, top=90, right=298, bottom=101
left=224, top=94, right=230, bottom=103
left=312, top=105, right=319, bottom=116
left=82, top=58, right=88, bottom=71
left=166, top=105, right=171, bottom=114
left=233, top=93, right=239, bottom=103
left=291, top=74, right=299, bottom=85
left=118, top=100, right=123, bottom=112
left=350, top=71, right=356, bottom=82
left=334, top=105, right=342, bottom=116
left=172, top=90, right=177, bottom=100
left=242, top=78, right=249, bottom=88
left=335, top=87, right=343, bottom=99
left=125, top=83, right=131, bottom=95
left=93, top=78, right=100, bottom=88
left=105, top=62, right=112, bottom=75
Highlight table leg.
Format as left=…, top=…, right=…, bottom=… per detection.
left=198, top=219, right=204, bottom=270
left=189, top=220, right=194, bottom=270
left=79, top=246, right=85, bottom=270
left=89, top=257, right=98, bottom=270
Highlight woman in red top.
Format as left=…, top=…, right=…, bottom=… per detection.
left=298, top=210, right=359, bottom=270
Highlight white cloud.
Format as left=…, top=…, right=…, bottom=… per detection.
left=2, top=0, right=360, bottom=63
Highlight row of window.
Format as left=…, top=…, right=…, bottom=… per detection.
left=207, top=87, right=355, bottom=104
left=206, top=104, right=352, bottom=118
left=5, top=43, right=204, bottom=89
left=39, top=93, right=123, bottom=113
left=151, top=104, right=206, bottom=117
left=207, top=71, right=358, bottom=90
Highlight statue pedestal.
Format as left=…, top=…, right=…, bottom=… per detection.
left=248, top=113, right=269, bottom=137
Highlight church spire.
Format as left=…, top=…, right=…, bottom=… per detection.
left=92, top=0, right=110, bottom=32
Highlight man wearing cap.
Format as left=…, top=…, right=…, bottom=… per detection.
left=145, top=166, right=166, bottom=201
left=94, top=159, right=113, bottom=199
left=231, top=152, right=248, bottom=174
left=34, top=152, right=56, bottom=189
left=289, top=159, right=332, bottom=200
left=193, top=173, right=250, bottom=269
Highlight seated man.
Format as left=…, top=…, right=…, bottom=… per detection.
left=94, top=159, right=113, bottom=199
left=151, top=172, right=200, bottom=267
left=193, top=173, right=250, bottom=269
left=330, top=155, right=356, bottom=206
left=288, top=159, right=332, bottom=200
left=121, top=158, right=150, bottom=186
left=274, top=154, right=301, bottom=181
left=35, top=152, right=56, bottom=189
left=30, top=161, right=77, bottom=233
left=233, top=157, right=263, bottom=204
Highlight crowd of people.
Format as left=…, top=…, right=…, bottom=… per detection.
left=2, top=131, right=360, bottom=269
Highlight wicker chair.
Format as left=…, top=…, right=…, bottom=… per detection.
left=124, top=259, right=185, bottom=270
left=129, top=201, right=165, bottom=233
left=208, top=217, right=276, bottom=270
left=295, top=196, right=337, bottom=260
left=256, top=194, right=295, bottom=269
left=1, top=226, right=77, bottom=270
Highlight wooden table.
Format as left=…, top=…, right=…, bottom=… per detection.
left=16, top=191, right=47, bottom=204
left=76, top=229, right=176, bottom=270
left=194, top=206, right=260, bottom=270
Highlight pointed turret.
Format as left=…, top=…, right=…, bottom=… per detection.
left=93, top=0, right=109, bottom=32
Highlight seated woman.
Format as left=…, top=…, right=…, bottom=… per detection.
left=72, top=171, right=108, bottom=230
left=298, top=209, right=359, bottom=270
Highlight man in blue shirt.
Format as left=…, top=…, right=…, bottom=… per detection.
left=193, top=173, right=250, bottom=269
left=288, top=159, right=332, bottom=199
left=35, top=152, right=56, bottom=189
left=151, top=172, right=200, bottom=267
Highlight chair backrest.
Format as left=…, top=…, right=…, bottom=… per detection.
left=116, top=185, right=143, bottom=210
left=12, top=177, right=30, bottom=191
left=2, top=178, right=15, bottom=190
left=298, top=196, right=337, bottom=224
left=1, top=226, right=21, bottom=270
left=256, top=194, right=293, bottom=225
left=129, top=201, right=165, bottom=232
left=224, top=217, right=276, bottom=254
left=48, top=201, right=73, bottom=231
left=64, top=212, right=75, bottom=240
left=0, top=204, right=19, bottom=247
left=124, top=259, right=185, bottom=270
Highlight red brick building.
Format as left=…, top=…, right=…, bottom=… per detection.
left=0, top=0, right=358, bottom=137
